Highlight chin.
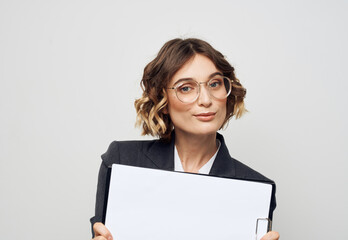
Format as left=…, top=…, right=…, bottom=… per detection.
left=191, top=125, right=220, bottom=136
left=174, top=118, right=224, bottom=137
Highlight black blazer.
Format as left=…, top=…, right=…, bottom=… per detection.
left=90, top=133, right=276, bottom=235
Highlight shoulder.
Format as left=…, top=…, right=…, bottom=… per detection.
left=100, top=139, right=162, bottom=167
left=214, top=133, right=274, bottom=184
left=232, top=157, right=274, bottom=183
left=230, top=156, right=277, bottom=219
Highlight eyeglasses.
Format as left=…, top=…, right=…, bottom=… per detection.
left=167, top=75, right=233, bottom=103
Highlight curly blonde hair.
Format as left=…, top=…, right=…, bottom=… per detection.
left=135, top=38, right=246, bottom=141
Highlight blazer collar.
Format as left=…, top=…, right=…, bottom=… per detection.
left=144, top=132, right=236, bottom=178
left=209, top=133, right=236, bottom=178
left=143, top=133, right=175, bottom=171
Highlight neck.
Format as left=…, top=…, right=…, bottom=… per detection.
left=174, top=129, right=218, bottom=173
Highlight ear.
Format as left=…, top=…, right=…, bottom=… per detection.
left=161, top=88, right=169, bottom=114
left=162, top=105, right=168, bottom=114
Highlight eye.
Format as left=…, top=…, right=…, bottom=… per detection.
left=178, top=84, right=195, bottom=93
left=180, top=86, right=192, bottom=92
left=176, top=81, right=197, bottom=94
left=209, top=78, right=223, bottom=88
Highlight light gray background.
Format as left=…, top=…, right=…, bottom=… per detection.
left=1, top=0, right=347, bottom=239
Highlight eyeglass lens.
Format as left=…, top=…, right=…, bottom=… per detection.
left=175, top=76, right=231, bottom=103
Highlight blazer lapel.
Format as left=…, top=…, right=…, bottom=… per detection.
left=143, top=132, right=236, bottom=176
left=143, top=134, right=175, bottom=171
left=209, top=133, right=236, bottom=178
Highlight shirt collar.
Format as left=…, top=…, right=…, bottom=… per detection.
left=174, top=139, right=221, bottom=174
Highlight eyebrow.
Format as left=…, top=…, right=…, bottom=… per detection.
left=173, top=72, right=223, bottom=85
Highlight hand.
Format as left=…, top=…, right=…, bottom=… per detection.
left=261, top=231, right=280, bottom=240
left=92, top=222, right=113, bottom=240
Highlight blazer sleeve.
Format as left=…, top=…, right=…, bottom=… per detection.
left=90, top=141, right=119, bottom=237
left=270, top=183, right=277, bottom=221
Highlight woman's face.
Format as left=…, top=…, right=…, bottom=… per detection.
left=166, top=54, right=227, bottom=137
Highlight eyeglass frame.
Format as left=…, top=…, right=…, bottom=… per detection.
left=166, top=76, right=234, bottom=103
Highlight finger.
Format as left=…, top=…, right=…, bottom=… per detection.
left=260, top=231, right=280, bottom=240
left=93, top=222, right=113, bottom=240
left=93, top=236, right=108, bottom=240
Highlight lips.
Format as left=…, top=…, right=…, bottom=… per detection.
left=194, top=112, right=216, bottom=121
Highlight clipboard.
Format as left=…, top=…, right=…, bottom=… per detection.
left=103, top=164, right=274, bottom=240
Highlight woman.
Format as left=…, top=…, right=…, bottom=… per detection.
left=90, top=38, right=279, bottom=240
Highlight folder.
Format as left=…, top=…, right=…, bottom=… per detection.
left=103, top=164, right=274, bottom=240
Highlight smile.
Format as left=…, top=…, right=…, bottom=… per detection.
left=194, top=112, right=216, bottom=121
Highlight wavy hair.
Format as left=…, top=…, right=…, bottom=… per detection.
left=134, top=38, right=247, bottom=141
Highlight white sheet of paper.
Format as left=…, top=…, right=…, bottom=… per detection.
left=105, top=164, right=272, bottom=240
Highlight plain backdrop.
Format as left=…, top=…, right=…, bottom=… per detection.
left=1, top=0, right=347, bottom=239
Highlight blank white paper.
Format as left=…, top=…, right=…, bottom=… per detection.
left=105, top=164, right=272, bottom=240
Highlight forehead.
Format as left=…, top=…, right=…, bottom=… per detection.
left=169, top=54, right=219, bottom=84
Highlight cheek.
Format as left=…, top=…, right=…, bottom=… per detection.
left=222, top=101, right=227, bottom=115
left=217, top=100, right=227, bottom=120
left=167, top=95, right=191, bottom=113
left=167, top=95, right=192, bottom=124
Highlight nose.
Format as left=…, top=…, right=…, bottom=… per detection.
left=197, top=83, right=212, bottom=107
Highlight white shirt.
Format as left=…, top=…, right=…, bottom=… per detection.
left=174, top=139, right=221, bottom=174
